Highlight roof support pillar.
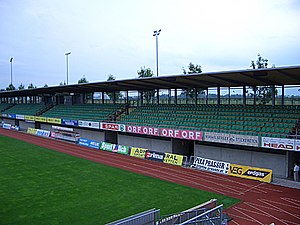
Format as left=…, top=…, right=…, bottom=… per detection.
left=243, top=86, right=246, bottom=106
left=281, top=85, right=284, bottom=106
left=217, top=87, right=220, bottom=105
left=272, top=85, right=276, bottom=106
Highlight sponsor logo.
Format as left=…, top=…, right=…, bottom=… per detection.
left=145, top=150, right=164, bottom=161
left=243, top=169, right=270, bottom=178
left=263, top=142, right=293, bottom=150
left=130, top=147, right=147, bottom=158
left=229, top=166, right=243, bottom=175
left=163, top=153, right=183, bottom=166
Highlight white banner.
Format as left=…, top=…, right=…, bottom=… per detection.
left=204, top=132, right=259, bottom=147
left=261, top=137, right=295, bottom=151
left=16, top=114, right=25, bottom=120
left=52, top=125, right=74, bottom=132
left=190, top=156, right=230, bottom=175
left=78, top=120, right=100, bottom=129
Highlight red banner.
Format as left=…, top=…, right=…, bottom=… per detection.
left=160, top=128, right=202, bottom=141
left=126, top=125, right=160, bottom=136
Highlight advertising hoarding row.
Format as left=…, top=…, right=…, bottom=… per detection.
left=190, top=156, right=272, bottom=183
left=261, top=137, right=300, bottom=151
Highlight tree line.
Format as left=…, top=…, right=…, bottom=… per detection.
left=1, top=54, right=274, bottom=104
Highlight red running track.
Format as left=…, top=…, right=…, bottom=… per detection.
left=1, top=128, right=300, bottom=225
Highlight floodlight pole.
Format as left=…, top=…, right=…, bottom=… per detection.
left=10, top=57, right=13, bottom=85
left=153, top=29, right=161, bottom=77
left=65, top=52, right=71, bottom=85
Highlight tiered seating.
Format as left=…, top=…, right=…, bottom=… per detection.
left=118, top=104, right=300, bottom=138
left=3, top=103, right=47, bottom=116
left=0, top=103, right=13, bottom=112
left=42, top=104, right=125, bottom=122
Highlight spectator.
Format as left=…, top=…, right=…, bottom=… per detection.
left=294, top=162, right=299, bottom=182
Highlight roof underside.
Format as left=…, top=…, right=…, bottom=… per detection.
left=1, top=65, right=300, bottom=97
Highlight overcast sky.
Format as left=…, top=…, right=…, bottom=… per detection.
left=0, top=0, right=300, bottom=89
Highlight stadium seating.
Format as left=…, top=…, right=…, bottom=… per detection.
left=42, top=104, right=125, bottom=122
left=2, top=103, right=47, bottom=116
left=0, top=103, right=13, bottom=112
left=118, top=104, right=300, bottom=138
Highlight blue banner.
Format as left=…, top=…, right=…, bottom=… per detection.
left=8, top=114, right=16, bottom=119
left=78, top=138, right=100, bottom=149
left=62, top=119, right=78, bottom=126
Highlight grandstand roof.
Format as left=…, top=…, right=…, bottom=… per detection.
left=1, top=65, right=300, bottom=97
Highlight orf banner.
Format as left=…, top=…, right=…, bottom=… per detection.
left=228, top=163, right=272, bottom=183
left=126, top=125, right=160, bottom=136
left=160, top=128, right=202, bottom=141
left=130, top=147, right=147, bottom=159
left=190, top=157, right=230, bottom=175
left=163, top=153, right=184, bottom=166
left=145, top=150, right=165, bottom=162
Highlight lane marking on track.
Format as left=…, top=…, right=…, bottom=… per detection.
left=257, top=199, right=300, bottom=221
left=230, top=206, right=265, bottom=224
left=237, top=182, right=264, bottom=195
left=244, top=202, right=291, bottom=225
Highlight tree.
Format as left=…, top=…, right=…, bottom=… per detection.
left=182, top=62, right=204, bottom=100
left=28, top=83, right=36, bottom=89
left=59, top=81, right=66, bottom=86
left=250, top=53, right=268, bottom=69
left=44, top=84, right=48, bottom=88
left=78, top=76, right=88, bottom=84
left=137, top=67, right=155, bottom=103
left=106, top=74, right=122, bottom=101
left=18, top=83, right=25, bottom=90
left=0, top=89, right=5, bottom=92
left=249, top=54, right=275, bottom=104
left=6, top=84, right=16, bottom=91
left=182, top=62, right=202, bottom=74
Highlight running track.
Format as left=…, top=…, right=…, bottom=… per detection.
left=1, top=128, right=300, bottom=225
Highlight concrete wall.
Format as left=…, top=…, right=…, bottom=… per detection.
left=19, top=121, right=35, bottom=131
left=195, top=143, right=287, bottom=178
left=40, top=124, right=54, bottom=132
left=74, top=128, right=104, bottom=142
left=118, top=134, right=171, bottom=153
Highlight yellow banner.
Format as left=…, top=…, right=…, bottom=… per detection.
left=163, top=153, right=183, bottom=166
left=228, top=163, right=272, bottom=183
left=25, top=115, right=35, bottom=121
left=46, top=117, right=61, bottom=124
left=27, top=127, right=37, bottom=135
left=130, top=147, right=147, bottom=159
left=35, top=116, right=47, bottom=122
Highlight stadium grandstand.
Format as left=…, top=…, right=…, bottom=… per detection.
left=1, top=65, right=300, bottom=180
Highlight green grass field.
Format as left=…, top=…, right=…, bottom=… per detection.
left=0, top=135, right=240, bottom=225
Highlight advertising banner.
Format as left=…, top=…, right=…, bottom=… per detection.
left=52, top=126, right=74, bottom=132
left=36, top=129, right=51, bottom=137
left=16, top=114, right=25, bottom=120
left=2, top=123, right=11, bottom=130
left=35, top=116, right=47, bottom=122
left=163, top=153, right=184, bottom=166
left=100, top=142, right=115, bottom=151
left=62, top=119, right=78, bottom=126
left=27, top=127, right=38, bottom=135
left=294, top=140, right=300, bottom=151
left=204, top=132, right=259, bottom=147
left=25, top=115, right=35, bottom=121
left=145, top=150, right=165, bottom=162
left=228, top=163, right=272, bottom=183
left=8, top=114, right=16, bottom=119
left=78, top=120, right=100, bottom=129
left=47, top=117, right=62, bottom=125
left=126, top=125, right=160, bottom=136
left=78, top=138, right=100, bottom=149
left=101, top=122, right=126, bottom=132
left=261, top=137, right=295, bottom=151
left=190, top=157, right=230, bottom=175
left=160, top=128, right=203, bottom=141
left=115, top=145, right=129, bottom=155
left=130, top=147, right=147, bottom=159
left=2, top=113, right=8, bottom=117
